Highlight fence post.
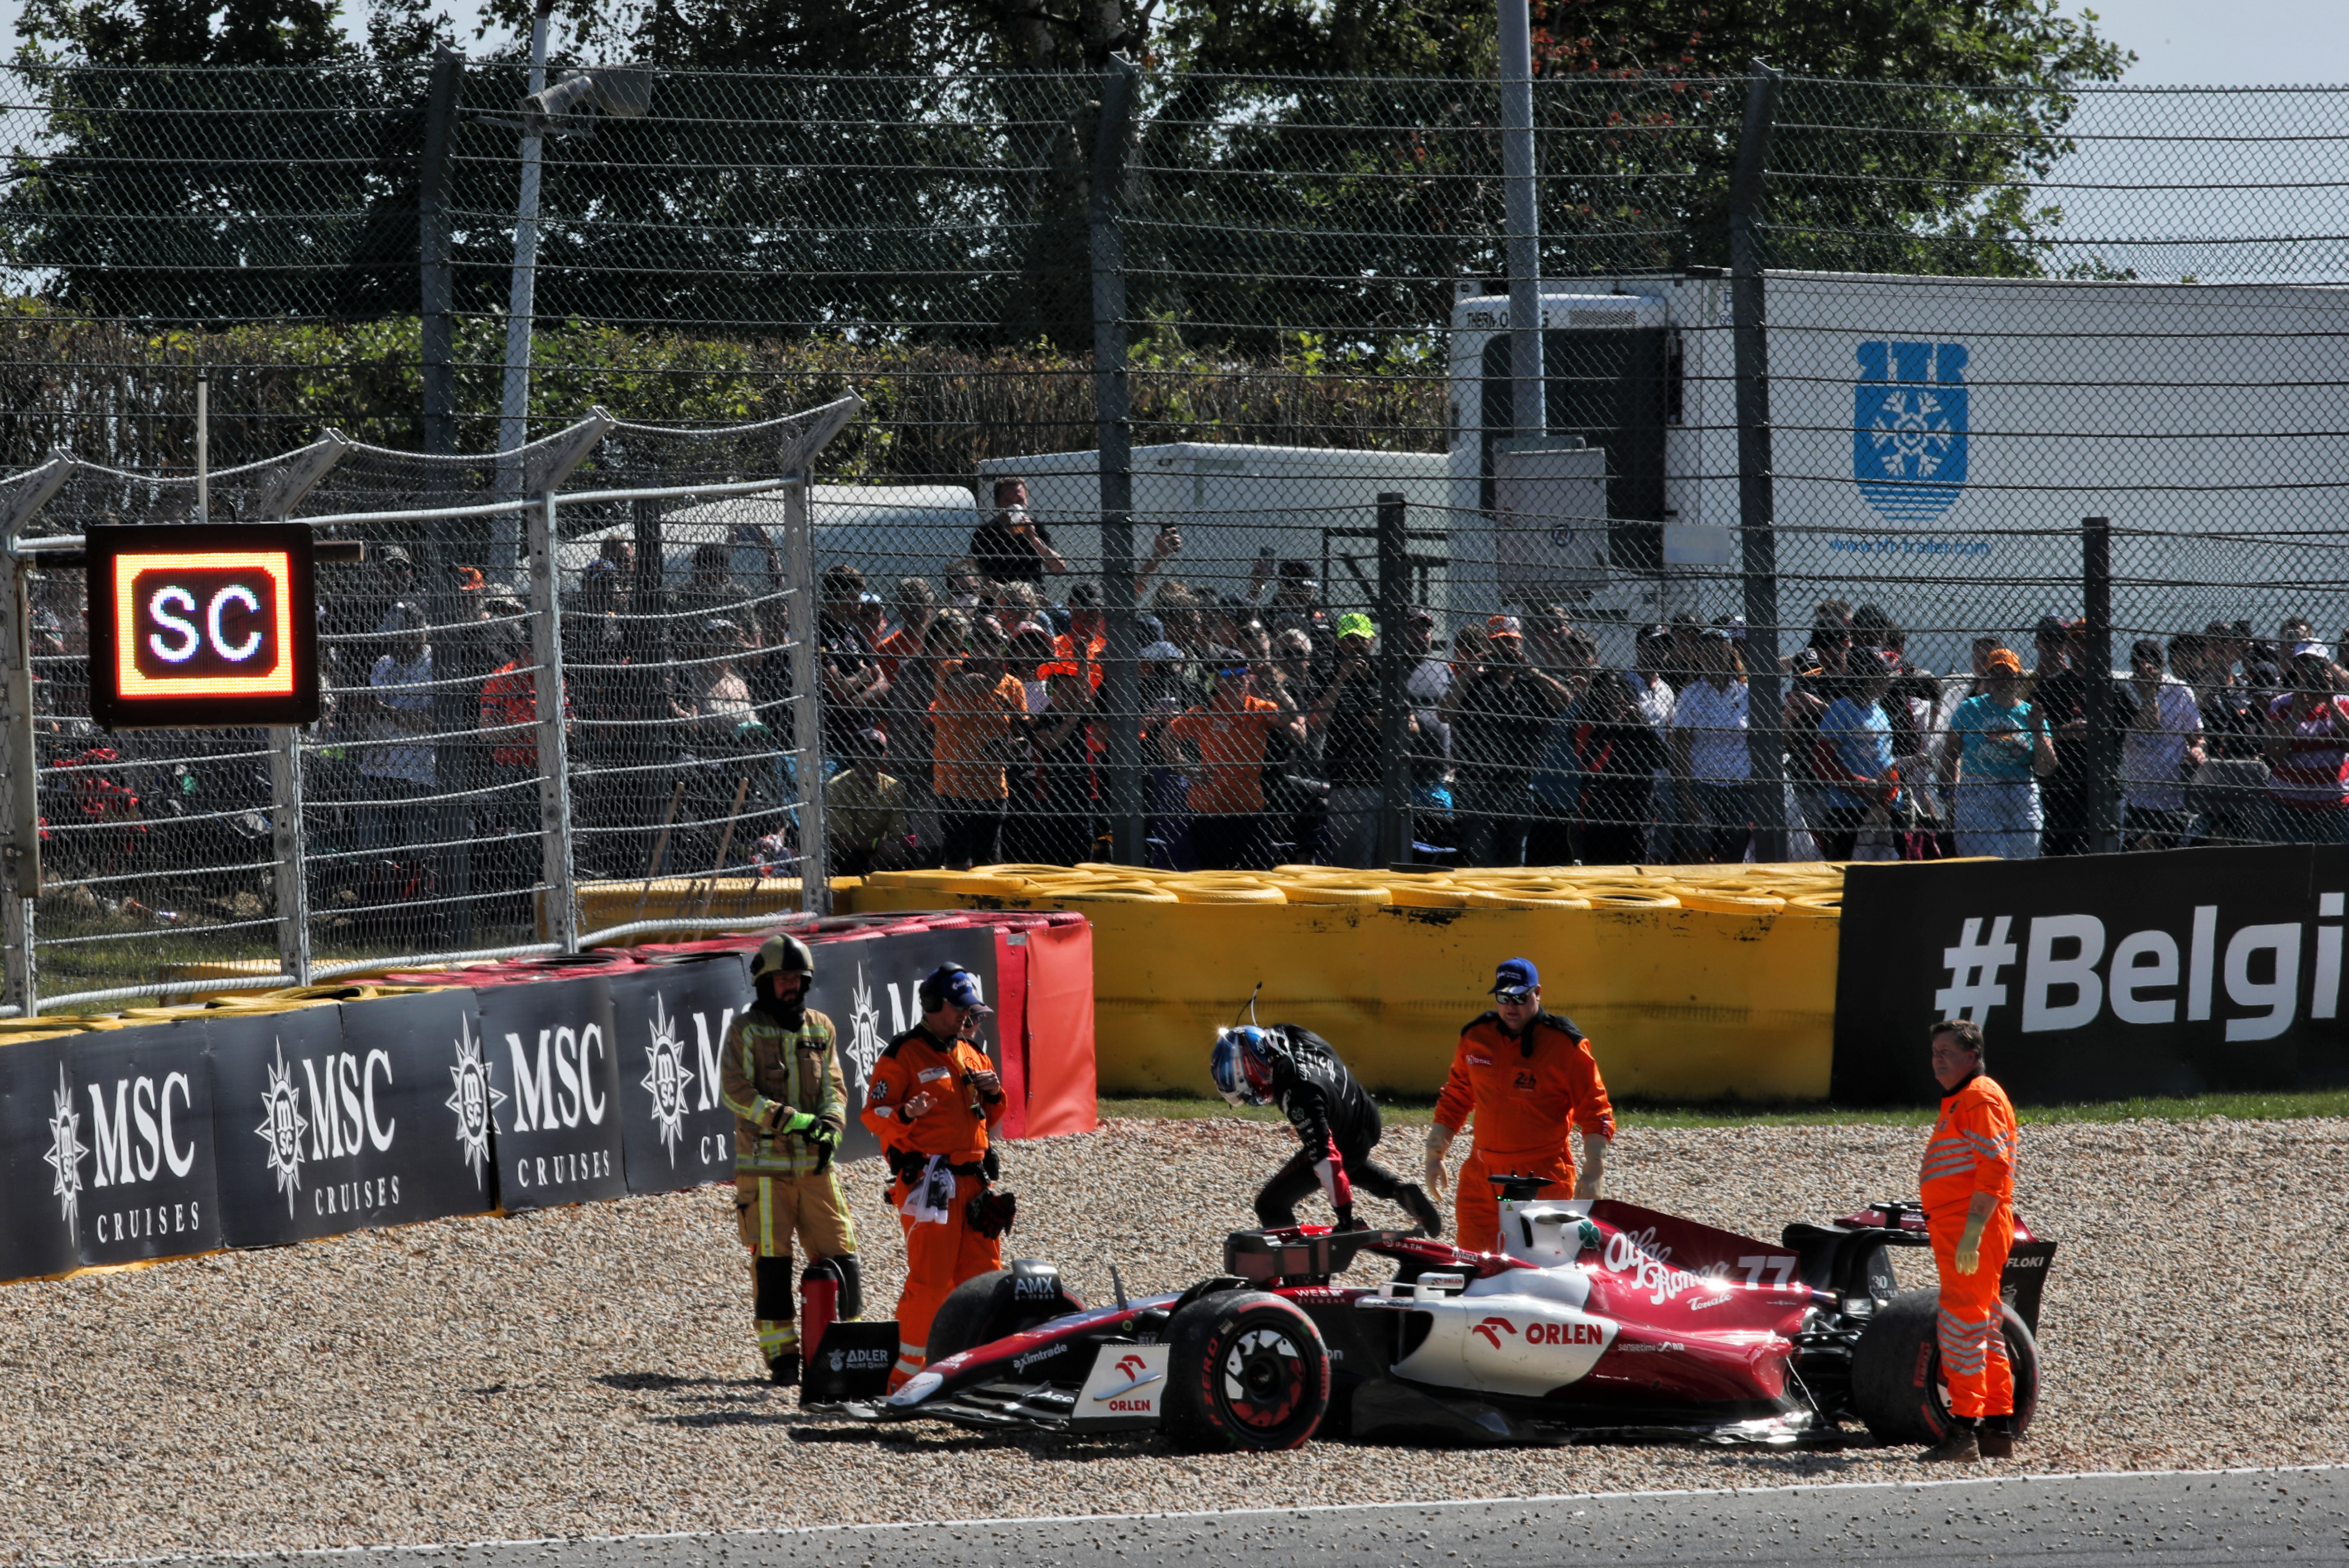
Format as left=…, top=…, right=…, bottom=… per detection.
left=1090, top=56, right=1143, bottom=864
left=1376, top=493, right=1412, bottom=868
left=1499, top=0, right=1545, bottom=441
left=419, top=46, right=464, bottom=461
left=783, top=478, right=830, bottom=914
left=0, top=548, right=37, bottom=1014
left=530, top=493, right=579, bottom=951
left=268, top=728, right=311, bottom=984
left=1729, top=59, right=1784, bottom=862
left=2082, top=516, right=2119, bottom=854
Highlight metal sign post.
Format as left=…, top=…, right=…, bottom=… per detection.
left=782, top=478, right=830, bottom=915
left=530, top=492, right=579, bottom=951
left=0, top=541, right=38, bottom=1014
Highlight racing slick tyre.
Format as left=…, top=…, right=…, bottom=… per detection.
left=1850, top=1287, right=2040, bottom=1446
left=924, top=1264, right=1085, bottom=1368
left=1162, top=1290, right=1330, bottom=1453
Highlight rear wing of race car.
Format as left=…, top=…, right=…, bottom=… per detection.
left=1225, top=1226, right=1422, bottom=1287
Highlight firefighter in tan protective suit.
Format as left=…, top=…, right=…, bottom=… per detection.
left=718, top=933, right=861, bottom=1385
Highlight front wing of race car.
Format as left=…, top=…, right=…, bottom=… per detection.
left=838, top=1293, right=1190, bottom=1434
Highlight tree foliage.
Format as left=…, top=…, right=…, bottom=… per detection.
left=2, top=0, right=2132, bottom=347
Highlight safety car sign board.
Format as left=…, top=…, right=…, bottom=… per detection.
left=86, top=522, right=320, bottom=729
left=1072, top=1343, right=1169, bottom=1429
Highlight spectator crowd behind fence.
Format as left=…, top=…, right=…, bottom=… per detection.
left=3, top=61, right=2348, bottom=1008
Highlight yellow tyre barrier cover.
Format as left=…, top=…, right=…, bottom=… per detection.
left=1582, top=889, right=1683, bottom=908
left=1278, top=883, right=1394, bottom=906
left=1669, top=887, right=1789, bottom=915
left=1466, top=889, right=1594, bottom=910
left=836, top=864, right=1839, bottom=1102
left=1169, top=883, right=1288, bottom=904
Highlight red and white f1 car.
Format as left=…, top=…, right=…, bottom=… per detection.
left=842, top=1190, right=2052, bottom=1450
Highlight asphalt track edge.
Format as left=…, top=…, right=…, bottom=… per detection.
left=72, top=1461, right=2349, bottom=1568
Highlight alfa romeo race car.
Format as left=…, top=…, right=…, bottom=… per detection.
left=837, top=1191, right=2053, bottom=1451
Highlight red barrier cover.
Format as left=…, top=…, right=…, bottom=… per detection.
left=990, top=927, right=1028, bottom=1140
left=1020, top=919, right=1097, bottom=1137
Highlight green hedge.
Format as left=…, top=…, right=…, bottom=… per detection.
left=0, top=304, right=1446, bottom=480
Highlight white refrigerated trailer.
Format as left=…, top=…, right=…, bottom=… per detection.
left=1450, top=271, right=2349, bottom=675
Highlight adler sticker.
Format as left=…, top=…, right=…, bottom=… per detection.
left=1072, top=1344, right=1170, bottom=1428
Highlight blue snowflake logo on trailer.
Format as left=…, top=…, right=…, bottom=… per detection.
left=1853, top=340, right=1969, bottom=521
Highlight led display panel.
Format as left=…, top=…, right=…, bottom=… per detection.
left=87, top=523, right=320, bottom=729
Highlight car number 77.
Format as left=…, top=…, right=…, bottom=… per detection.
left=1736, top=1255, right=1799, bottom=1287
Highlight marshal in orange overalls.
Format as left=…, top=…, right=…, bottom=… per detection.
left=861, top=1022, right=1007, bottom=1390
left=1434, top=1010, right=1615, bottom=1253
left=1920, top=1072, right=2019, bottom=1420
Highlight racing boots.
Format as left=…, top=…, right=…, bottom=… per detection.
left=1916, top=1419, right=1980, bottom=1463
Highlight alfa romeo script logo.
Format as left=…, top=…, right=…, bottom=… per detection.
left=256, top=1039, right=310, bottom=1216
left=641, top=993, right=695, bottom=1166
left=44, top=1064, right=88, bottom=1231
left=445, top=1015, right=503, bottom=1185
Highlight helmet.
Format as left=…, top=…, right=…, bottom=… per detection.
left=918, top=962, right=988, bottom=1014
left=1210, top=1026, right=1282, bottom=1107
left=752, top=933, right=815, bottom=985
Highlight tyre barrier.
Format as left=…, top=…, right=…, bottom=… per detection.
left=851, top=863, right=1845, bottom=1099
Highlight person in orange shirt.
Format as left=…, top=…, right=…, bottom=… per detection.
left=1162, top=653, right=1304, bottom=869
left=860, top=963, right=1011, bottom=1391
left=872, top=576, right=936, bottom=685
left=1425, top=957, right=1616, bottom=1253
left=929, top=638, right=1025, bottom=869
left=1916, top=1018, right=2021, bottom=1462
left=1053, top=581, right=1108, bottom=696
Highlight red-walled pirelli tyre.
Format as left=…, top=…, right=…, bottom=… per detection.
left=1850, top=1287, right=2041, bottom=1445
left=1162, top=1290, right=1330, bottom=1453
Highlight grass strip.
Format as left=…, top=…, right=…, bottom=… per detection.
left=1097, top=1088, right=2349, bottom=1126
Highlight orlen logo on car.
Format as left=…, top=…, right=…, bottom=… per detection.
left=1473, top=1315, right=1605, bottom=1348
left=1471, top=1317, right=1518, bottom=1349
left=1093, top=1352, right=1162, bottom=1404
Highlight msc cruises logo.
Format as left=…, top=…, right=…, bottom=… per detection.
left=1853, top=340, right=1969, bottom=522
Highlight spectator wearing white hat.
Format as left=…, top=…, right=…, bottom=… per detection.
left=2262, top=641, right=2349, bottom=844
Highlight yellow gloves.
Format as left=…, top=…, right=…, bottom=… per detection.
left=1423, top=1123, right=1456, bottom=1197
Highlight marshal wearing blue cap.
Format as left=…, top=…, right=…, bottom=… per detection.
left=1423, top=956, right=1617, bottom=1253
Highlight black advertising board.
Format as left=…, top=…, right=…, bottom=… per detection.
left=806, top=927, right=1001, bottom=1167
left=68, top=1019, right=223, bottom=1266
left=478, top=978, right=628, bottom=1211
left=208, top=994, right=496, bottom=1247
left=609, top=953, right=750, bottom=1195
left=85, top=521, right=321, bottom=729
left=0, top=1035, right=85, bottom=1283
left=1833, top=846, right=2349, bottom=1105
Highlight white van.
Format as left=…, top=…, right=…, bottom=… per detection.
left=565, top=483, right=981, bottom=593
left=977, top=443, right=1451, bottom=611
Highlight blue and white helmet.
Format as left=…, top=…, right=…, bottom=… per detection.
left=1211, top=1025, right=1282, bottom=1107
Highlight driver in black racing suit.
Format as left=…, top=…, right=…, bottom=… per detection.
left=1211, top=1023, right=1442, bottom=1235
